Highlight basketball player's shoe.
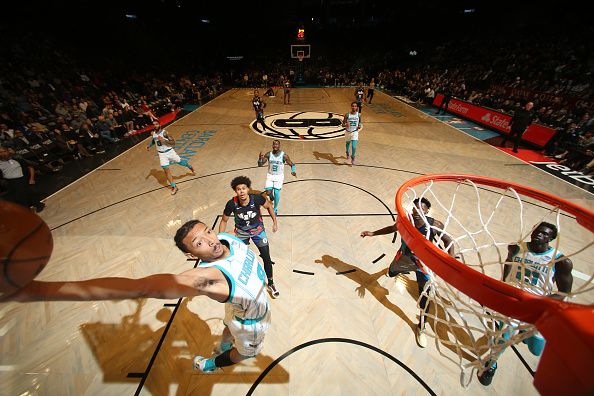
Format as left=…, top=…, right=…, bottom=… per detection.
left=171, top=186, right=178, bottom=195
left=346, top=153, right=350, bottom=160
left=189, top=165, right=196, bottom=176
left=193, top=356, right=217, bottom=373
left=478, top=363, right=497, bottom=386
left=268, top=283, right=280, bottom=298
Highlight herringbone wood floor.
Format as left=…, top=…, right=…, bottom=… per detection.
left=2, top=88, right=592, bottom=396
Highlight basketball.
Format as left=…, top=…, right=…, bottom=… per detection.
left=0, top=200, right=53, bottom=300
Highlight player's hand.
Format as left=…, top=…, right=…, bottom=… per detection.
left=158, top=136, right=165, bottom=142
left=360, top=231, right=373, bottom=237
left=272, top=223, right=278, bottom=233
left=291, top=171, right=297, bottom=177
left=146, top=146, right=150, bottom=151
left=259, top=152, right=264, bottom=160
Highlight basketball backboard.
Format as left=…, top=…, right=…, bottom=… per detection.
left=290, top=44, right=311, bottom=60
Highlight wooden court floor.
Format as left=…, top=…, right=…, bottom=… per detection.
left=2, top=88, right=592, bottom=395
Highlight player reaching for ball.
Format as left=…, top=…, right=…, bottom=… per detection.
left=0, top=205, right=271, bottom=374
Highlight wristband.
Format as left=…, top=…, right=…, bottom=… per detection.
left=291, top=165, right=296, bottom=172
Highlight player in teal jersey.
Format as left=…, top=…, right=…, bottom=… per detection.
left=478, top=222, right=573, bottom=386
left=258, top=139, right=296, bottom=214
left=9, top=220, right=271, bottom=373
left=342, top=102, right=362, bottom=165
left=146, top=120, right=195, bottom=195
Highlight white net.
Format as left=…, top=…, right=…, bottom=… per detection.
left=398, top=177, right=594, bottom=387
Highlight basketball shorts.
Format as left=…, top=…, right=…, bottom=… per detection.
left=235, top=226, right=269, bottom=247
left=345, top=130, right=359, bottom=141
left=265, top=173, right=284, bottom=190
left=157, top=149, right=181, bottom=168
left=389, top=250, right=430, bottom=285
left=224, top=304, right=271, bottom=357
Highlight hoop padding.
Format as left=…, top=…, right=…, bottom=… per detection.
left=395, top=173, right=594, bottom=395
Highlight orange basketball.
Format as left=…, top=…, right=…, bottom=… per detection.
left=0, top=200, right=53, bottom=300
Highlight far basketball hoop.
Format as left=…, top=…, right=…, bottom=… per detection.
left=395, top=174, right=594, bottom=395
left=290, top=44, right=310, bottom=61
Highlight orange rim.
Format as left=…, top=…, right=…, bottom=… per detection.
left=395, top=173, right=594, bottom=324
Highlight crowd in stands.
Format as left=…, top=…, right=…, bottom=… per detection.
left=2, top=26, right=593, bottom=207
left=0, top=33, right=224, bottom=185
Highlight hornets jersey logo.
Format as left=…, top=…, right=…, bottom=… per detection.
left=250, top=111, right=357, bottom=141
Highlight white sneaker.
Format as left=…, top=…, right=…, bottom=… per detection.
left=193, top=355, right=216, bottom=373
left=268, top=283, right=280, bottom=298
left=415, top=327, right=428, bottom=348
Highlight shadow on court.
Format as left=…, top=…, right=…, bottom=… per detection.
left=312, top=151, right=350, bottom=166
left=315, top=254, right=417, bottom=332
left=81, top=298, right=288, bottom=395
left=315, top=254, right=486, bottom=362
left=145, top=168, right=195, bottom=187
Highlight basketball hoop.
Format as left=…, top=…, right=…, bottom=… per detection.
left=395, top=174, right=594, bottom=395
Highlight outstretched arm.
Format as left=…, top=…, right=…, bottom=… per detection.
left=284, top=153, right=297, bottom=177
left=360, top=223, right=397, bottom=237
left=8, top=270, right=209, bottom=302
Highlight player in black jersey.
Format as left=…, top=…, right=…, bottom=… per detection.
left=252, top=89, right=267, bottom=131
left=219, top=176, right=280, bottom=298
left=354, top=83, right=365, bottom=113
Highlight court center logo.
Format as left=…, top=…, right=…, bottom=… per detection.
left=250, top=111, right=357, bottom=140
